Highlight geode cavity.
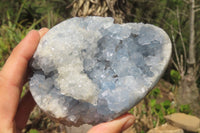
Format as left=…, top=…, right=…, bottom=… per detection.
left=29, top=16, right=171, bottom=126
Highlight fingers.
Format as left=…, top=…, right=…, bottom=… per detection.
left=0, top=30, right=40, bottom=88
left=38, top=28, right=49, bottom=38
left=0, top=28, right=49, bottom=89
left=15, top=28, right=49, bottom=130
left=87, top=113, right=135, bottom=133
left=0, top=30, right=41, bottom=126
left=0, top=28, right=48, bottom=131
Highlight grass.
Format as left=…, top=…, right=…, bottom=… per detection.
left=0, top=0, right=66, bottom=68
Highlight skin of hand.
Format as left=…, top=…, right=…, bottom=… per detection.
left=0, top=28, right=135, bottom=133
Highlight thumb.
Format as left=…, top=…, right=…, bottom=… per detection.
left=87, top=113, right=135, bottom=133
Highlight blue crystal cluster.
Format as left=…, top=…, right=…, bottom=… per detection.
left=29, top=17, right=171, bottom=126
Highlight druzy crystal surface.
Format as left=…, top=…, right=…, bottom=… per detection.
left=29, top=16, right=171, bottom=126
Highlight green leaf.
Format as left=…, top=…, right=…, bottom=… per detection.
left=179, top=104, right=191, bottom=114
left=29, top=129, right=39, bottom=133
left=161, top=100, right=171, bottom=110
left=150, top=88, right=160, bottom=98
left=20, top=86, right=27, bottom=98
left=170, top=69, right=181, bottom=84
left=167, top=108, right=176, bottom=114
left=150, top=99, right=156, bottom=107
left=155, top=104, right=161, bottom=113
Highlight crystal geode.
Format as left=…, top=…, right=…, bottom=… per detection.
left=29, top=16, right=171, bottom=126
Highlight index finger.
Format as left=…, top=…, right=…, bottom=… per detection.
left=0, top=28, right=48, bottom=88
left=0, top=28, right=48, bottom=128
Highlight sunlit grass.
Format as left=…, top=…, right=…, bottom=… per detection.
left=0, top=0, right=65, bottom=68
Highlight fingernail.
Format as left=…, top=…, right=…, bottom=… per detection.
left=38, top=28, right=49, bottom=37
left=121, top=118, right=134, bottom=131
left=38, top=29, right=43, bottom=37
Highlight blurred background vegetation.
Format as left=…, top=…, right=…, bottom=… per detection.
left=0, top=0, right=200, bottom=132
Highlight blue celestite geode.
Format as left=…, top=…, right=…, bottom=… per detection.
left=29, top=16, right=171, bottom=126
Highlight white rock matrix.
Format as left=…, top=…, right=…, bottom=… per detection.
left=29, top=16, right=171, bottom=126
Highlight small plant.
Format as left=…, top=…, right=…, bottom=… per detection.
left=149, top=88, right=161, bottom=98
left=179, top=104, right=192, bottom=114
left=150, top=99, right=164, bottom=125
left=150, top=99, right=176, bottom=126
left=170, top=69, right=181, bottom=85
left=147, top=87, right=177, bottom=126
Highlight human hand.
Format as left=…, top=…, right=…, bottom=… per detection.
left=0, top=28, right=134, bottom=133
left=0, top=28, right=49, bottom=133
left=88, top=113, right=135, bottom=133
